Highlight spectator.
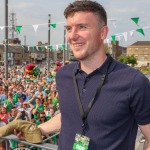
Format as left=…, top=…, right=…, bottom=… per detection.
left=43, top=101, right=50, bottom=119
left=32, top=97, right=44, bottom=119
left=0, top=106, right=10, bottom=124
left=4, top=93, right=15, bottom=113
left=22, top=102, right=33, bottom=121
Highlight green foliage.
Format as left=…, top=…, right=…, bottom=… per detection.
left=117, top=55, right=137, bottom=67
left=140, top=67, right=150, bottom=74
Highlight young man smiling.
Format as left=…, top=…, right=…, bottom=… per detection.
left=16, top=1, right=150, bottom=150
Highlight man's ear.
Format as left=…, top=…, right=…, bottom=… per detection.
left=100, top=26, right=109, bottom=40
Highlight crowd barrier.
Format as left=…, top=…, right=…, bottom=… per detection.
left=0, top=132, right=59, bottom=150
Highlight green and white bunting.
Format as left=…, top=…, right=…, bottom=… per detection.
left=131, top=17, right=139, bottom=26
left=136, top=28, right=145, bottom=36
left=50, top=23, right=56, bottom=28
left=111, top=35, right=116, bottom=45
left=16, top=26, right=22, bottom=34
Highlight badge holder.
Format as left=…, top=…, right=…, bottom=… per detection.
left=73, top=133, right=90, bottom=150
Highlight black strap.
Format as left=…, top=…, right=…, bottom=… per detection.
left=73, top=57, right=113, bottom=135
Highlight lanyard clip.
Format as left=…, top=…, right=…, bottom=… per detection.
left=82, top=119, right=87, bottom=135
left=82, top=123, right=86, bottom=135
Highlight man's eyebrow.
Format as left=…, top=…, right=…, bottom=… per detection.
left=64, top=25, right=69, bottom=29
left=65, top=23, right=89, bottom=28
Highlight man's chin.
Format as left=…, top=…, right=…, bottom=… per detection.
left=74, top=56, right=85, bottom=61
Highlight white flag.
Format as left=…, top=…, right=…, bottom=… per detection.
left=104, top=38, right=110, bottom=44
left=56, top=45, right=59, bottom=51
left=28, top=46, right=30, bottom=51
left=36, top=46, right=39, bottom=51
left=130, top=31, right=134, bottom=37
left=32, top=25, right=39, bottom=32
left=117, top=36, right=121, bottom=41
left=0, top=26, right=5, bottom=30
left=122, top=32, right=128, bottom=41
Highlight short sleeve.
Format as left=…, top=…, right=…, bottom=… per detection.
left=130, top=71, right=150, bottom=125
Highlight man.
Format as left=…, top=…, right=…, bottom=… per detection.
left=8, top=106, right=29, bottom=122
left=35, top=84, right=47, bottom=98
left=46, top=71, right=53, bottom=83
left=32, top=97, right=44, bottom=119
left=17, top=1, right=150, bottom=150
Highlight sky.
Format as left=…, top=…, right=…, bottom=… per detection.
left=0, top=0, right=150, bottom=47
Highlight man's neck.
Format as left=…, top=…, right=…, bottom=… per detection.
left=80, top=53, right=107, bottom=74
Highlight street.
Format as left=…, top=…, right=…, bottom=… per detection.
left=135, top=129, right=144, bottom=150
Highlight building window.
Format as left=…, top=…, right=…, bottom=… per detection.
left=130, top=48, right=132, bottom=52
left=145, top=55, right=148, bottom=59
left=135, top=48, right=138, bottom=51
left=145, top=48, right=148, bottom=52
left=135, top=55, right=138, bottom=58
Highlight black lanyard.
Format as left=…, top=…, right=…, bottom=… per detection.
left=73, top=57, right=113, bottom=135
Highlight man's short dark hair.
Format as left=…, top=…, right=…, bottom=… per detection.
left=64, top=0, right=107, bottom=25
left=11, top=106, right=17, bottom=112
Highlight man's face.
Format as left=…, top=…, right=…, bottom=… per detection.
left=50, top=108, right=55, bottom=115
left=38, top=85, right=42, bottom=91
left=11, top=108, right=17, bottom=117
left=36, top=98, right=41, bottom=104
left=66, top=12, right=106, bottom=61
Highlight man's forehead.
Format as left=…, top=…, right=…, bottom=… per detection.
left=66, top=11, right=95, bottom=21
left=66, top=13, right=98, bottom=28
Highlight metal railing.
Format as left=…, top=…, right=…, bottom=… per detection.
left=0, top=132, right=59, bottom=150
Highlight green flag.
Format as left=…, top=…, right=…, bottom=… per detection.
left=50, top=23, right=56, bottom=28
left=61, top=44, right=65, bottom=50
left=136, top=28, right=145, bottom=36
left=111, top=35, right=116, bottom=45
left=131, top=17, right=139, bottom=26
left=16, top=26, right=22, bottom=33
left=32, top=46, right=35, bottom=51
left=49, top=45, right=53, bottom=51
left=39, top=46, right=44, bottom=51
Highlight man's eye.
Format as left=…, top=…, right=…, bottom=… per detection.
left=66, top=27, right=72, bottom=32
left=79, top=25, right=86, bottom=30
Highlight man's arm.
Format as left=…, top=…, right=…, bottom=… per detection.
left=139, top=124, right=150, bottom=150
left=38, top=113, right=61, bottom=135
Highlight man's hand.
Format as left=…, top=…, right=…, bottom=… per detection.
left=14, top=129, right=25, bottom=140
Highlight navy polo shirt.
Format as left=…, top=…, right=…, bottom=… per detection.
left=56, top=54, right=150, bottom=150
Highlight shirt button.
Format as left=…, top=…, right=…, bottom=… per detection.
left=82, top=88, right=86, bottom=92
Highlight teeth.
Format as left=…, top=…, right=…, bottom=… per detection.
left=74, top=44, right=83, bottom=47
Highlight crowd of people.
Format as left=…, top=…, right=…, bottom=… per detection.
left=0, top=63, right=61, bottom=149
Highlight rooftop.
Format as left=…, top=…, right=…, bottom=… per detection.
left=131, top=41, right=150, bottom=46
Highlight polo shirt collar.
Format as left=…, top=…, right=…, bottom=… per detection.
left=74, top=54, right=115, bottom=75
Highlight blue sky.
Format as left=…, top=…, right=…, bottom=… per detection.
left=0, top=0, right=150, bottom=47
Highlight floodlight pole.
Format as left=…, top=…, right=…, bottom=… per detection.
left=48, top=14, right=51, bottom=72
left=4, top=0, right=8, bottom=79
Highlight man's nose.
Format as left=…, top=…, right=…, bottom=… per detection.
left=68, top=28, right=79, bottom=41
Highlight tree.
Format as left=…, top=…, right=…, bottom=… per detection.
left=117, top=55, right=128, bottom=64
left=117, top=55, right=137, bottom=67
left=127, top=55, right=137, bottom=67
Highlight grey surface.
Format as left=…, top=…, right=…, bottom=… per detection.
left=0, top=135, right=58, bottom=150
